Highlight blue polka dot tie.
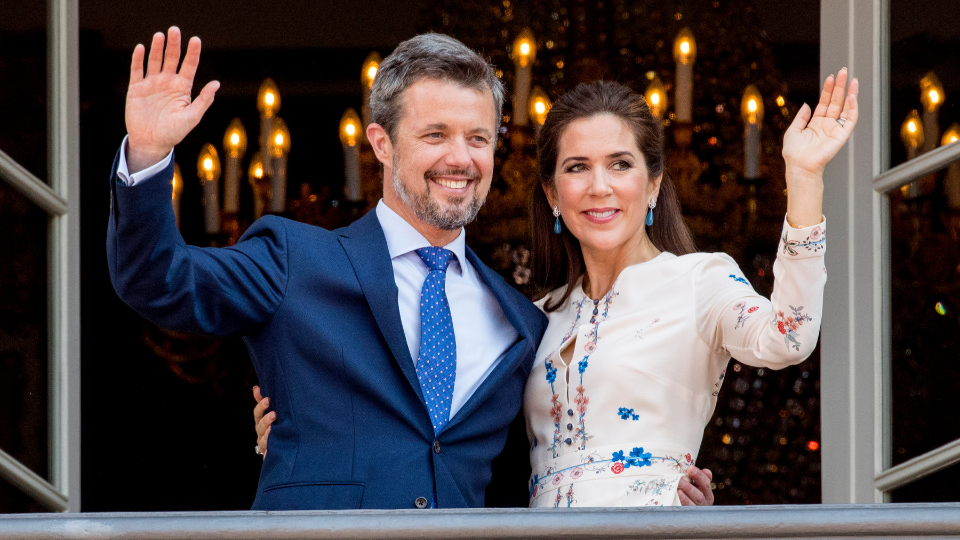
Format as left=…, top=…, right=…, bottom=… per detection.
left=415, top=247, right=457, bottom=435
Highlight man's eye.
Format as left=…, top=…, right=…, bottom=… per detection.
left=428, top=132, right=442, bottom=139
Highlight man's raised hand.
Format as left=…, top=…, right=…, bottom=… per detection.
left=125, top=27, right=220, bottom=173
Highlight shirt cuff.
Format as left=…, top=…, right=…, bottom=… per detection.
left=778, top=215, right=825, bottom=259
left=117, top=134, right=174, bottom=186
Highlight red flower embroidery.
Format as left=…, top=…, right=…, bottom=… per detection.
left=611, top=463, right=624, bottom=474
left=552, top=472, right=564, bottom=485
left=584, top=342, right=597, bottom=353
left=570, top=467, right=584, bottom=479
left=685, top=453, right=693, bottom=464
left=777, top=321, right=786, bottom=334
left=748, top=306, right=759, bottom=313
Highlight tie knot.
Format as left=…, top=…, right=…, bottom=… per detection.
left=416, top=247, right=454, bottom=272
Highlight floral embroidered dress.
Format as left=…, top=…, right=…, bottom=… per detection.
left=524, top=219, right=826, bottom=507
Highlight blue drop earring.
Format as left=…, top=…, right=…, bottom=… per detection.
left=646, top=198, right=656, bottom=226
left=553, top=205, right=562, bottom=234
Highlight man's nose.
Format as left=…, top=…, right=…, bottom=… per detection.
left=444, top=138, right=472, bottom=169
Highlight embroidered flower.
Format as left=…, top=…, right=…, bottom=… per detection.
left=777, top=321, right=786, bottom=334
left=748, top=306, right=759, bottom=313
left=611, top=462, right=624, bottom=474
left=617, top=407, right=639, bottom=420
left=584, top=342, right=597, bottom=353
left=612, top=450, right=625, bottom=462
left=729, top=274, right=750, bottom=285
left=570, top=467, right=584, bottom=479
left=578, top=358, right=589, bottom=374
left=810, top=226, right=823, bottom=241
left=552, top=472, right=564, bottom=485
left=545, top=361, right=557, bottom=384
left=734, top=301, right=747, bottom=310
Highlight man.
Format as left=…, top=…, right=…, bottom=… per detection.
left=108, top=27, right=714, bottom=509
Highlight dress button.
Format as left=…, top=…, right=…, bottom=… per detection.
left=590, top=317, right=596, bottom=323
left=433, top=440, right=441, bottom=454
left=565, top=438, right=573, bottom=445
left=567, top=423, right=573, bottom=430
left=415, top=497, right=429, bottom=509
left=592, top=308, right=599, bottom=315
left=567, top=409, right=574, bottom=416
left=593, top=298, right=600, bottom=305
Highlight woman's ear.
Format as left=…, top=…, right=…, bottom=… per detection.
left=543, top=183, right=559, bottom=210
left=650, top=174, right=663, bottom=202
left=367, top=123, right=392, bottom=166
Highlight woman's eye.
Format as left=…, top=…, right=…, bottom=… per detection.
left=566, top=163, right=587, bottom=173
left=612, top=160, right=632, bottom=170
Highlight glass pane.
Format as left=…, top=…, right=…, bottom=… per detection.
left=0, top=2, right=48, bottom=183
left=889, top=170, right=960, bottom=465
left=0, top=477, right=49, bottom=513
left=891, top=460, right=960, bottom=503
left=0, top=181, right=49, bottom=480
left=889, top=1, right=960, bottom=170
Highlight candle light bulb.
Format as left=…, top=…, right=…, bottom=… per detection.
left=249, top=152, right=264, bottom=180
left=196, top=144, right=221, bottom=182
left=257, top=78, right=281, bottom=118
left=268, top=117, right=291, bottom=158
left=223, top=118, right=247, bottom=158
left=920, top=72, right=945, bottom=112
left=340, top=108, right=362, bottom=147
left=362, top=52, right=381, bottom=89
left=511, top=28, right=537, bottom=69
left=644, top=76, right=668, bottom=119
left=776, top=95, right=786, bottom=107
left=900, top=110, right=924, bottom=149
left=943, top=123, right=960, bottom=145
left=741, top=85, right=764, bottom=125
left=172, top=163, right=183, bottom=202
left=672, top=27, right=697, bottom=64
left=528, top=86, right=551, bottom=127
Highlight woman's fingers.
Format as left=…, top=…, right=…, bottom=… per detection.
left=787, top=102, right=812, bottom=135
left=813, top=74, right=835, bottom=118
left=839, top=78, right=860, bottom=131
left=258, top=426, right=271, bottom=459
left=826, top=68, right=849, bottom=118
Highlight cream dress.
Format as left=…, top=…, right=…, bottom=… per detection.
left=524, top=219, right=826, bottom=507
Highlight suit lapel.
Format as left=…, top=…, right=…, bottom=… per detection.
left=338, top=212, right=424, bottom=403
left=443, top=248, right=535, bottom=432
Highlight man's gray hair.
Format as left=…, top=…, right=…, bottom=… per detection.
left=371, top=33, right=505, bottom=141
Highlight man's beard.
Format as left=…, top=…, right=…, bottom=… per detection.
left=391, top=152, right=486, bottom=230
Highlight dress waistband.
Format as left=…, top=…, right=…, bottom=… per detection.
left=529, top=442, right=695, bottom=500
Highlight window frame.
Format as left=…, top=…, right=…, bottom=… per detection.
left=0, top=0, right=80, bottom=512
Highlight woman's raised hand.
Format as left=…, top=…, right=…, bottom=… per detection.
left=781, top=68, right=858, bottom=227
left=125, top=27, right=220, bottom=173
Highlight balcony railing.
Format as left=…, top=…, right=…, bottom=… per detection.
left=1, top=504, right=958, bottom=539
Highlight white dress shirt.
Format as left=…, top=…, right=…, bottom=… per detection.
left=115, top=138, right=519, bottom=419
left=376, top=200, right=519, bottom=418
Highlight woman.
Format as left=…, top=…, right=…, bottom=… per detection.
left=523, top=72, right=856, bottom=507
left=254, top=71, right=858, bottom=507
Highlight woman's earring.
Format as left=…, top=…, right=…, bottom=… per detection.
left=646, top=198, right=657, bottom=227
left=553, top=205, right=562, bottom=234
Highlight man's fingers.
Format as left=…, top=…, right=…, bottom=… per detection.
left=146, top=32, right=165, bottom=75
left=702, top=468, right=714, bottom=481
left=162, top=27, right=182, bottom=74
left=677, top=478, right=704, bottom=506
left=129, top=44, right=145, bottom=85
left=688, top=467, right=715, bottom=505
left=186, top=80, right=220, bottom=127
left=179, top=36, right=202, bottom=82
left=677, top=486, right=693, bottom=506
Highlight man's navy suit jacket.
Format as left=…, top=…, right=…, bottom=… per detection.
left=106, top=154, right=547, bottom=510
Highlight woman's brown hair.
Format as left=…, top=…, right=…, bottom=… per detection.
left=531, top=81, right=697, bottom=312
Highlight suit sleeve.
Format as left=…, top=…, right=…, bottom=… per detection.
left=694, top=218, right=827, bottom=369
left=106, top=149, right=288, bottom=336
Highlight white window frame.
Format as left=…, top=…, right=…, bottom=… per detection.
left=820, top=0, right=960, bottom=503
left=0, top=0, right=80, bottom=512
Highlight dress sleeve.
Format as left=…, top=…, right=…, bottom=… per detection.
left=694, top=218, right=826, bottom=369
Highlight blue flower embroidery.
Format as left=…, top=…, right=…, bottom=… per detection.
left=617, top=407, right=639, bottom=420
left=612, top=450, right=625, bottom=462
left=628, top=447, right=653, bottom=468
left=545, top=361, right=557, bottom=383
left=577, top=358, right=588, bottom=374
left=729, top=274, right=749, bottom=285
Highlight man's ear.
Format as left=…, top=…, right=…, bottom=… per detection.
left=367, top=123, right=392, bottom=166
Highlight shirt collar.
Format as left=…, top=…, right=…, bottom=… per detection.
left=375, top=200, right=466, bottom=275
